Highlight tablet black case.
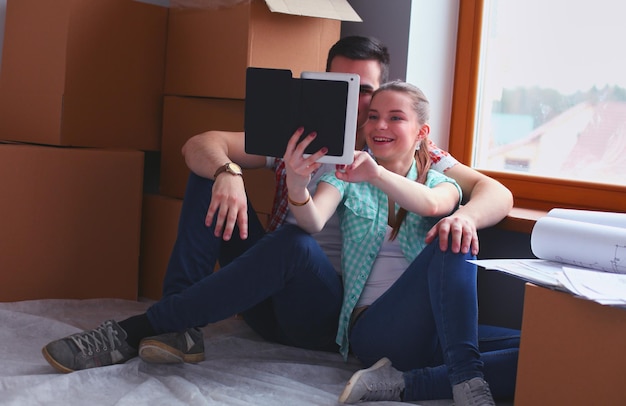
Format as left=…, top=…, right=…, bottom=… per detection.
left=244, top=67, right=349, bottom=158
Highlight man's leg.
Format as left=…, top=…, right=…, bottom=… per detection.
left=161, top=172, right=266, bottom=297
left=42, top=172, right=269, bottom=372
left=241, top=225, right=343, bottom=352
left=477, top=324, right=520, bottom=353
left=147, top=225, right=342, bottom=347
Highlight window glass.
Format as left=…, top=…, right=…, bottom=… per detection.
left=474, top=0, right=626, bottom=187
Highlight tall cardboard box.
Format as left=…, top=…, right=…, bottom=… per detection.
left=164, top=0, right=342, bottom=99
left=515, top=284, right=626, bottom=405
left=139, top=194, right=183, bottom=300
left=0, top=144, right=144, bottom=301
left=160, top=95, right=275, bottom=214
left=0, top=0, right=168, bottom=150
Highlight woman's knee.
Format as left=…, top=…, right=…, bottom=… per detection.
left=273, top=225, right=320, bottom=252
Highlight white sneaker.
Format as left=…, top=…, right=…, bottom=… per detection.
left=339, top=357, right=405, bottom=404
left=452, top=377, right=495, bottom=406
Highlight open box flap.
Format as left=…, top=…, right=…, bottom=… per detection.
left=138, top=0, right=361, bottom=21
left=264, top=0, right=361, bottom=22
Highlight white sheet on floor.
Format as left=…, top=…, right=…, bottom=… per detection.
left=0, top=298, right=413, bottom=406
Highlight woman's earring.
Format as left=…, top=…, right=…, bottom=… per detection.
left=415, top=141, right=421, bottom=151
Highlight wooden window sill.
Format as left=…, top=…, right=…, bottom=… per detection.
left=495, top=207, right=546, bottom=234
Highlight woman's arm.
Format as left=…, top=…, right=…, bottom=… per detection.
left=283, top=128, right=342, bottom=234
left=334, top=151, right=460, bottom=218
left=288, top=182, right=343, bottom=234
left=370, top=169, right=459, bottom=218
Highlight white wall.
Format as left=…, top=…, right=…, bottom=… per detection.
left=341, top=0, right=411, bottom=83
left=343, top=0, right=459, bottom=150
left=406, top=0, right=459, bottom=150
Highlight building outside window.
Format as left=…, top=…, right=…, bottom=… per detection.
left=451, top=0, right=626, bottom=212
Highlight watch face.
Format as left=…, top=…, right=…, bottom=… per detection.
left=227, top=163, right=242, bottom=174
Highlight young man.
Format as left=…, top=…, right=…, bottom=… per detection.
left=43, top=35, right=395, bottom=369
left=42, top=36, right=517, bottom=402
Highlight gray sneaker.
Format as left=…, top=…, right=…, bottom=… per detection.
left=452, top=377, right=496, bottom=406
left=339, top=357, right=405, bottom=404
left=138, top=328, right=204, bottom=364
left=42, top=320, right=137, bottom=373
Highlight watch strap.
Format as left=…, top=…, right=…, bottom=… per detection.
left=214, top=162, right=242, bottom=178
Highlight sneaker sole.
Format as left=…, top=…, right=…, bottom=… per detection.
left=139, top=341, right=205, bottom=364
left=338, top=357, right=392, bottom=404
left=41, top=346, right=75, bottom=374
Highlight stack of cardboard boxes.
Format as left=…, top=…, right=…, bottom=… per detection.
left=0, top=0, right=167, bottom=301
left=0, top=0, right=345, bottom=301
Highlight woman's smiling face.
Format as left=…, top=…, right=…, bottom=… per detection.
left=364, top=90, right=424, bottom=166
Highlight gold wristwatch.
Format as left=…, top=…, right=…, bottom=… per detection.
left=214, top=162, right=243, bottom=178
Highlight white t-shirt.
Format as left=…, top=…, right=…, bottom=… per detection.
left=356, top=225, right=408, bottom=307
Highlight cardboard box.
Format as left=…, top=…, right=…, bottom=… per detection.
left=139, top=193, right=233, bottom=300
left=160, top=95, right=275, bottom=214
left=515, top=284, right=626, bottom=405
left=164, top=0, right=342, bottom=99
left=139, top=194, right=182, bottom=300
left=0, top=144, right=144, bottom=301
left=160, top=96, right=245, bottom=198
left=0, top=0, right=168, bottom=150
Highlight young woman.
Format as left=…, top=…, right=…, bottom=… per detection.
left=284, top=81, right=502, bottom=405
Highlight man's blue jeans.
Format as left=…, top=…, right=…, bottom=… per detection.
left=146, top=173, right=342, bottom=351
left=349, top=240, right=520, bottom=400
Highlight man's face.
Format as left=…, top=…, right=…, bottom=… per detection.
left=328, top=56, right=382, bottom=148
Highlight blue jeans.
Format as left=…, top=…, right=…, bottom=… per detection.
left=146, top=173, right=342, bottom=351
left=349, top=240, right=520, bottom=400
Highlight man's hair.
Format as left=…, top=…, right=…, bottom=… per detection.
left=326, top=36, right=390, bottom=84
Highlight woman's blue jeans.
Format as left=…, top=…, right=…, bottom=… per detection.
left=146, top=173, right=343, bottom=351
left=349, top=240, right=520, bottom=400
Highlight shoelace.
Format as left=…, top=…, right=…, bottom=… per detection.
left=70, top=321, right=121, bottom=356
left=361, top=381, right=403, bottom=401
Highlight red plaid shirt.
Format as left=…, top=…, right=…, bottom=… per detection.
left=266, top=159, right=288, bottom=232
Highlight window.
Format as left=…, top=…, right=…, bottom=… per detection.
left=450, top=0, right=626, bottom=213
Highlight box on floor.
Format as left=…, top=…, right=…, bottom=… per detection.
left=139, top=193, right=234, bottom=301
left=139, top=194, right=182, bottom=300
left=0, top=144, right=144, bottom=301
left=515, top=283, right=626, bottom=405
left=0, top=0, right=167, bottom=150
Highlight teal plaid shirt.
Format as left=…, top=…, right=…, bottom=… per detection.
left=319, top=161, right=461, bottom=359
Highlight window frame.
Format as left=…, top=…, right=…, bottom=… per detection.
left=449, top=0, right=626, bottom=213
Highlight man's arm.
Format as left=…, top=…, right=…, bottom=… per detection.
left=181, top=130, right=267, bottom=241
left=425, top=162, right=513, bottom=255
left=182, top=130, right=266, bottom=178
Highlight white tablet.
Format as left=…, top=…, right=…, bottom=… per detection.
left=244, top=68, right=360, bottom=164
left=299, top=71, right=359, bottom=164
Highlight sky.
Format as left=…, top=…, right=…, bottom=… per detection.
left=484, top=0, right=626, bottom=94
